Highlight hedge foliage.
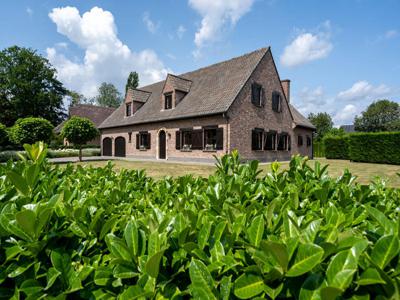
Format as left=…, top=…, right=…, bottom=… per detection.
left=10, top=117, right=54, bottom=145
left=349, top=132, right=400, bottom=164
left=1, top=143, right=400, bottom=299
left=0, top=148, right=100, bottom=162
left=323, top=135, right=349, bottom=159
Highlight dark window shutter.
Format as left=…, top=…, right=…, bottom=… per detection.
left=176, top=131, right=181, bottom=150
left=216, top=128, right=223, bottom=150
left=192, top=129, right=203, bottom=150
left=136, top=134, right=139, bottom=149
left=261, top=87, right=265, bottom=107
left=288, top=135, right=291, bottom=151
left=251, top=129, right=257, bottom=150
left=147, top=133, right=151, bottom=149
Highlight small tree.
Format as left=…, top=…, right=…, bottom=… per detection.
left=96, top=82, right=122, bottom=108
left=125, top=71, right=139, bottom=94
left=10, top=117, right=54, bottom=146
left=308, top=112, right=333, bottom=141
left=61, top=116, right=98, bottom=161
left=354, top=99, right=400, bottom=132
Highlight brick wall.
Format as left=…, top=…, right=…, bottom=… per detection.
left=101, top=115, right=228, bottom=161
left=228, top=50, right=313, bottom=161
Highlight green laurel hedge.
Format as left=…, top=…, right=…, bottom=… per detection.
left=323, top=135, right=349, bottom=159
left=349, top=132, right=400, bottom=164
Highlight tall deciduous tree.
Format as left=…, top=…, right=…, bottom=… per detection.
left=0, top=46, right=67, bottom=126
left=308, top=112, right=333, bottom=141
left=354, top=99, right=400, bottom=132
left=95, top=82, right=123, bottom=108
left=61, top=116, right=98, bottom=161
left=125, top=71, right=139, bottom=94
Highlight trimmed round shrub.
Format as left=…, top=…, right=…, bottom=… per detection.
left=10, top=117, right=54, bottom=145
left=61, top=116, right=98, bottom=161
left=0, top=123, right=9, bottom=147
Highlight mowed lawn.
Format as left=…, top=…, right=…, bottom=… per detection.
left=60, top=158, right=400, bottom=187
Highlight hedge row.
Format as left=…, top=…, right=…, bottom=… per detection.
left=324, top=132, right=400, bottom=164
left=323, top=136, right=349, bottom=159
left=0, top=148, right=100, bottom=163
left=349, top=132, right=400, bottom=164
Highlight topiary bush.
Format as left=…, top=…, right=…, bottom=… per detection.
left=10, top=117, right=54, bottom=145
left=323, top=135, right=349, bottom=159
left=61, top=116, right=98, bottom=161
left=349, top=132, right=400, bottom=164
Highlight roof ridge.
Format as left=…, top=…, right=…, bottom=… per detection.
left=166, top=73, right=193, bottom=82
left=138, top=47, right=270, bottom=91
left=71, top=104, right=115, bottom=110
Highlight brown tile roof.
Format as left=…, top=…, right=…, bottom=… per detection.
left=167, top=74, right=192, bottom=92
left=55, top=104, right=115, bottom=133
left=126, top=88, right=152, bottom=103
left=99, top=47, right=313, bottom=130
left=289, top=104, right=316, bottom=129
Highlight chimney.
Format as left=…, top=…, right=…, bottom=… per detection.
left=281, top=79, right=290, bottom=103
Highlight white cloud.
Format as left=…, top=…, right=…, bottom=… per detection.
left=47, top=6, right=169, bottom=97
left=337, top=81, right=391, bottom=101
left=333, top=104, right=358, bottom=124
left=26, top=7, right=33, bottom=16
left=142, top=12, right=159, bottom=34
left=280, top=21, right=333, bottom=67
left=177, top=25, right=186, bottom=39
left=385, top=29, right=398, bottom=39
left=189, top=0, right=254, bottom=52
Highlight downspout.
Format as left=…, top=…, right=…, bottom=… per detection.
left=223, top=113, right=230, bottom=154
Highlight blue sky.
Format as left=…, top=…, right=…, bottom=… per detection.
left=0, top=0, right=399, bottom=125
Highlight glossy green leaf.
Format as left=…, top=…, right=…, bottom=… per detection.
left=261, top=241, right=289, bottom=271
left=105, top=233, right=132, bottom=262
left=357, top=268, right=386, bottom=285
left=326, top=249, right=357, bottom=291
left=287, top=243, right=324, bottom=277
left=145, top=250, right=164, bottom=278
left=299, top=273, right=326, bottom=300
left=371, top=235, right=400, bottom=269
left=15, top=209, right=36, bottom=238
left=247, top=215, right=264, bottom=247
left=189, top=259, right=217, bottom=300
left=124, top=220, right=139, bottom=257
left=234, top=274, right=265, bottom=299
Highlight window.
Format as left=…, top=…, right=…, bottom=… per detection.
left=306, top=136, right=312, bottom=147
left=251, top=83, right=263, bottom=107
left=128, top=132, right=132, bottom=143
left=136, top=132, right=151, bottom=150
left=164, top=93, right=173, bottom=110
left=176, top=129, right=193, bottom=151
left=251, top=128, right=264, bottom=151
left=264, top=131, right=277, bottom=150
left=298, top=135, right=303, bottom=146
left=126, top=103, right=132, bottom=116
left=277, top=133, right=289, bottom=151
left=272, top=92, right=282, bottom=112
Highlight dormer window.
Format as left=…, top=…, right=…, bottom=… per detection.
left=164, top=93, right=173, bottom=110
left=251, top=83, right=263, bottom=107
left=126, top=103, right=132, bottom=116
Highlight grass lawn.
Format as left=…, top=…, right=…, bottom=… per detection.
left=62, top=158, right=400, bottom=187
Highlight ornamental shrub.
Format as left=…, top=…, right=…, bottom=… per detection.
left=349, top=132, right=400, bottom=164
left=1, top=146, right=400, bottom=299
left=323, top=135, right=349, bottom=159
left=61, top=116, right=98, bottom=161
left=10, top=117, right=54, bottom=145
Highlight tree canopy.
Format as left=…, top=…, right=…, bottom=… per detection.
left=61, top=116, right=98, bottom=161
left=0, top=46, right=67, bottom=126
left=125, top=71, right=139, bottom=94
left=10, top=117, right=54, bottom=146
left=308, top=112, right=333, bottom=140
left=95, top=82, right=123, bottom=108
left=354, top=99, right=400, bottom=132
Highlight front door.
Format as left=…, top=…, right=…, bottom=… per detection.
left=114, top=136, right=126, bottom=157
left=159, top=130, right=166, bottom=159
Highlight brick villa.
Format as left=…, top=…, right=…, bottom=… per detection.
left=99, top=47, right=315, bottom=162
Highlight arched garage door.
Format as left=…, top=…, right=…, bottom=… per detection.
left=102, top=137, right=112, bottom=156
left=114, top=136, right=126, bottom=157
